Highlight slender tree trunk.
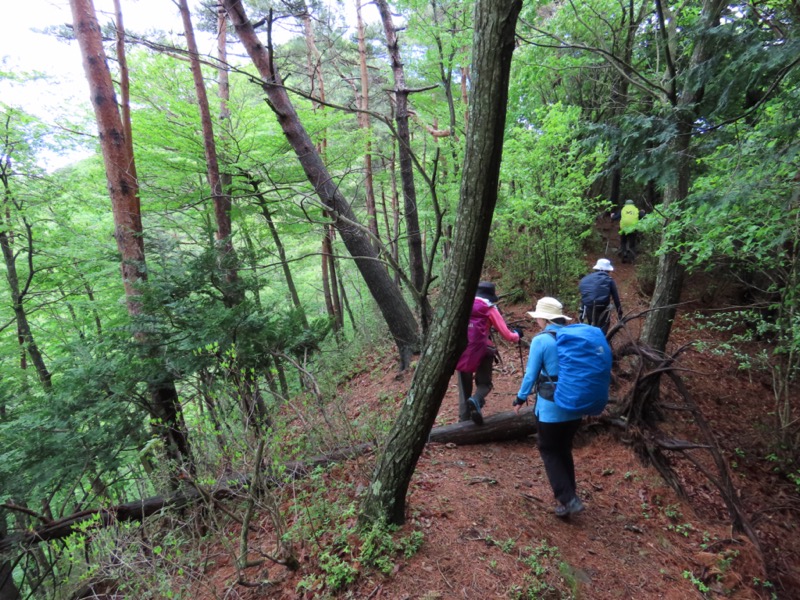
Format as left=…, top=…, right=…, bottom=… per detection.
left=177, top=0, right=241, bottom=307
left=460, top=66, right=470, bottom=129
left=387, top=150, right=401, bottom=286
left=112, top=0, right=136, bottom=184
left=327, top=224, right=343, bottom=332
left=70, top=0, right=191, bottom=467
left=360, top=0, right=522, bottom=526
left=217, top=4, right=236, bottom=275
left=0, top=187, right=51, bottom=390
left=250, top=180, right=308, bottom=326
left=375, top=0, right=427, bottom=310
left=356, top=0, right=380, bottom=246
left=321, top=228, right=340, bottom=331
left=221, top=0, right=420, bottom=366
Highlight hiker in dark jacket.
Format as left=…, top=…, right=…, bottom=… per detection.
left=456, top=282, right=521, bottom=425
left=578, top=258, right=622, bottom=334
left=513, top=296, right=585, bottom=519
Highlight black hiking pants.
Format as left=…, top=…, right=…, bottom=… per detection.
left=580, top=303, right=611, bottom=334
left=456, top=348, right=495, bottom=421
left=537, top=418, right=583, bottom=506
left=620, top=231, right=638, bottom=262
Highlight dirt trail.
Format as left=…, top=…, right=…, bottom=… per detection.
left=204, top=225, right=798, bottom=599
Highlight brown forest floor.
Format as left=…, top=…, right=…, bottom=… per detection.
left=198, top=222, right=800, bottom=600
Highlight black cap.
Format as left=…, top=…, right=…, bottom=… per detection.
left=476, top=281, right=499, bottom=303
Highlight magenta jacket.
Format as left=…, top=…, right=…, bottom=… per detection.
left=456, top=297, right=520, bottom=372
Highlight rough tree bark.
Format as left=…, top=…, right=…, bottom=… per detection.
left=359, top=0, right=523, bottom=526
left=221, top=0, right=420, bottom=367
left=70, top=0, right=191, bottom=465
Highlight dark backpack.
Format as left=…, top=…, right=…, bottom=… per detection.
left=540, top=324, right=612, bottom=416
left=579, top=271, right=612, bottom=306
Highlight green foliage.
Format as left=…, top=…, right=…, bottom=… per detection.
left=289, top=476, right=424, bottom=594
left=663, top=86, right=800, bottom=451
left=488, top=103, right=608, bottom=299
left=512, top=540, right=568, bottom=599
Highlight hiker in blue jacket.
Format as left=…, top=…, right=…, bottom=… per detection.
left=513, top=297, right=585, bottom=519
left=578, top=258, right=622, bottom=334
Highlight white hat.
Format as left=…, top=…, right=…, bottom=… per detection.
left=527, top=297, right=572, bottom=321
left=593, top=258, right=614, bottom=271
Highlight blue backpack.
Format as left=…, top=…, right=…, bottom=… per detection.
left=541, top=324, right=612, bottom=416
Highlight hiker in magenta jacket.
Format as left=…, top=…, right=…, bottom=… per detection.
left=513, top=296, right=585, bottom=519
left=456, top=281, right=521, bottom=425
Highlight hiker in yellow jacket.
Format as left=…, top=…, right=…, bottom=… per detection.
left=611, top=199, right=645, bottom=263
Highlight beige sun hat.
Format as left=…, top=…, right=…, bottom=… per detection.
left=526, top=297, right=572, bottom=321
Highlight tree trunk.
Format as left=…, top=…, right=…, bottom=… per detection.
left=70, top=0, right=191, bottom=466
left=375, top=0, right=427, bottom=312
left=0, top=185, right=51, bottom=390
left=327, top=224, right=344, bottom=333
left=0, top=511, right=21, bottom=600
left=356, top=0, right=381, bottom=246
left=359, top=0, right=522, bottom=526
left=221, top=0, right=420, bottom=366
left=641, top=0, right=725, bottom=355
left=178, top=0, right=241, bottom=307
left=251, top=180, right=308, bottom=326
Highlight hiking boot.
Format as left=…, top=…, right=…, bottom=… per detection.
left=467, top=397, right=484, bottom=425
left=554, top=497, right=585, bottom=519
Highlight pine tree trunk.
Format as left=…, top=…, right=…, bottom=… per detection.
left=359, top=0, right=522, bottom=526
left=70, top=0, right=191, bottom=466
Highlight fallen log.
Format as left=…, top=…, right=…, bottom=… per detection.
left=428, top=409, right=538, bottom=445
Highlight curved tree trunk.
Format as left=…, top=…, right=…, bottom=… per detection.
left=359, top=0, right=522, bottom=526
left=221, top=0, right=420, bottom=366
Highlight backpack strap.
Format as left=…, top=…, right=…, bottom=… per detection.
left=535, top=330, right=558, bottom=385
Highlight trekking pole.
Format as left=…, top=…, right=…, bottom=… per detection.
left=517, top=339, right=525, bottom=373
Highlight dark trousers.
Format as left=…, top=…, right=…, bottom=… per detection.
left=537, top=419, right=582, bottom=505
left=580, top=303, right=611, bottom=333
left=456, top=349, right=495, bottom=421
left=620, top=232, right=638, bottom=262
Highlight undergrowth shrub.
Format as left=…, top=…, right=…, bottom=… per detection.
left=487, top=102, right=609, bottom=300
